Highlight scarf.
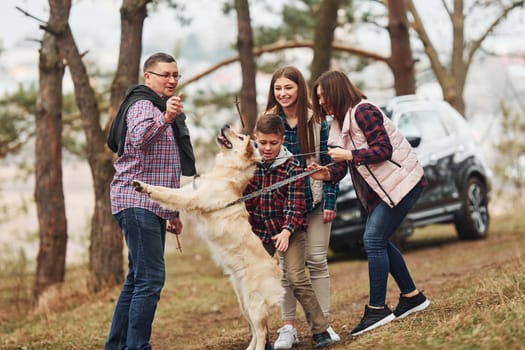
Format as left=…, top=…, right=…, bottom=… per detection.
left=107, top=84, right=196, bottom=176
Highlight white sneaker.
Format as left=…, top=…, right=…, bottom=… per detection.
left=326, top=325, right=341, bottom=342
left=273, top=324, right=299, bottom=349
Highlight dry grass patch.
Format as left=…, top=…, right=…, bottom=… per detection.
left=1, top=212, right=525, bottom=349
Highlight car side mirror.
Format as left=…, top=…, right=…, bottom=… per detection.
left=406, top=136, right=421, bottom=148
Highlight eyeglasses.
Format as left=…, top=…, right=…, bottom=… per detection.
left=147, top=71, right=182, bottom=80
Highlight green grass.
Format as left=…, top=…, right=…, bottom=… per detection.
left=1, top=210, right=525, bottom=349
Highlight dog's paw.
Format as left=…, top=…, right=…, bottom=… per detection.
left=132, top=180, right=149, bottom=195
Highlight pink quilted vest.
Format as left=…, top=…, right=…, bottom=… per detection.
left=328, top=100, right=424, bottom=207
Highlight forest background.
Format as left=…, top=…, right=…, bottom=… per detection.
left=0, top=0, right=524, bottom=330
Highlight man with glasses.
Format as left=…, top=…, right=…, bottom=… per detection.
left=106, top=52, right=196, bottom=350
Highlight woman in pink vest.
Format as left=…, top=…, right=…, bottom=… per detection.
left=307, top=70, right=430, bottom=337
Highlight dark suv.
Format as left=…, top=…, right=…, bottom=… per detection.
left=329, top=95, right=492, bottom=254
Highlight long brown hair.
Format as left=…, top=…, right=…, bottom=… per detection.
left=312, top=70, right=366, bottom=128
left=265, top=66, right=316, bottom=155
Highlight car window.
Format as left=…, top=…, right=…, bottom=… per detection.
left=438, top=103, right=470, bottom=135
left=397, top=110, right=449, bottom=145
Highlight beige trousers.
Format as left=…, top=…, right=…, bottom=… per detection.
left=279, top=206, right=332, bottom=320
left=264, top=229, right=329, bottom=334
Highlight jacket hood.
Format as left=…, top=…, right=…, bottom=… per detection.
left=256, top=145, right=293, bottom=170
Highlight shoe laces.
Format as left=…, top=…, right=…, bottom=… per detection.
left=278, top=324, right=296, bottom=334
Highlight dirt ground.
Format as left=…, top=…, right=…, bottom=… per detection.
left=147, top=226, right=525, bottom=350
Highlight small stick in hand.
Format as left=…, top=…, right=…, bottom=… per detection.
left=175, top=233, right=182, bottom=253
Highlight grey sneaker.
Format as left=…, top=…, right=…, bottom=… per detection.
left=350, top=305, right=395, bottom=336
left=394, top=292, right=430, bottom=320
left=273, top=324, right=299, bottom=349
left=312, top=330, right=336, bottom=348
left=326, top=326, right=340, bottom=342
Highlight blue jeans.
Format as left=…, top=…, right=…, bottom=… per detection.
left=362, top=185, right=423, bottom=307
left=105, top=208, right=167, bottom=350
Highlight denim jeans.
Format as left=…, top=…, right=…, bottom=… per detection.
left=362, top=184, right=424, bottom=307
left=105, top=208, right=167, bottom=350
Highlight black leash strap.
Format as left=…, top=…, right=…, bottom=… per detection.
left=224, top=162, right=335, bottom=208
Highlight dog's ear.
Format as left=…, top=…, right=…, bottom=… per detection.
left=244, top=139, right=260, bottom=163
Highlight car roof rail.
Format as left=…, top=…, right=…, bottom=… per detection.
left=385, top=94, right=427, bottom=113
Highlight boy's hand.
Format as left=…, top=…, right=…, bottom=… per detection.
left=272, top=229, right=291, bottom=252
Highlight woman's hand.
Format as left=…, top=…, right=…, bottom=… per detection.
left=328, top=147, right=353, bottom=162
left=323, top=209, right=336, bottom=223
left=306, top=163, right=332, bottom=181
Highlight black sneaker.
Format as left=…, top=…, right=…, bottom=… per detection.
left=394, top=291, right=430, bottom=320
left=312, top=330, right=336, bottom=348
left=350, top=305, right=395, bottom=336
left=265, top=341, right=275, bottom=350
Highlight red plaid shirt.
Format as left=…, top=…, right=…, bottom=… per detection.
left=244, top=154, right=307, bottom=244
left=110, top=99, right=182, bottom=220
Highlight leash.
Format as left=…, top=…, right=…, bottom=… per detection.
left=224, top=162, right=336, bottom=208
left=266, top=150, right=329, bottom=162
left=266, top=145, right=342, bottom=162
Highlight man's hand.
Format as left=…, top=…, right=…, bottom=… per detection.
left=164, top=92, right=184, bottom=123
left=272, top=229, right=291, bottom=252
left=167, top=218, right=183, bottom=235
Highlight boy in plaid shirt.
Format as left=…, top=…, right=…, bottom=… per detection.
left=244, top=113, right=337, bottom=349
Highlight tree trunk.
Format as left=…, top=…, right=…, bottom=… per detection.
left=47, top=0, right=121, bottom=292
left=34, top=30, right=67, bottom=300
left=94, top=0, right=150, bottom=292
left=108, top=0, right=149, bottom=121
left=45, top=0, right=152, bottom=292
left=235, top=0, right=258, bottom=135
left=310, top=0, right=341, bottom=87
left=387, top=0, right=415, bottom=95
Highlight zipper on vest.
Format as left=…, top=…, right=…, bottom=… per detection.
left=388, top=159, right=402, bottom=168
left=364, top=164, right=395, bottom=207
left=347, top=118, right=397, bottom=207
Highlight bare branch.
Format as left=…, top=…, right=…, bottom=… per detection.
left=16, top=6, right=55, bottom=36
left=178, top=40, right=389, bottom=89
left=466, top=0, right=525, bottom=67
left=479, top=45, right=525, bottom=59
left=406, top=0, right=448, bottom=86
left=15, top=6, right=47, bottom=24
left=234, top=96, right=245, bottom=129
left=440, top=0, right=453, bottom=17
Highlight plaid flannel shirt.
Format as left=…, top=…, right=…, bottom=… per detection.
left=244, top=154, right=307, bottom=244
left=110, top=99, right=182, bottom=220
left=280, top=114, right=339, bottom=211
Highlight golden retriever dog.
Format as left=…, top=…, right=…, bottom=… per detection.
left=133, top=125, right=284, bottom=350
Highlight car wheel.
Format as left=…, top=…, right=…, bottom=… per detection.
left=454, top=176, right=489, bottom=240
